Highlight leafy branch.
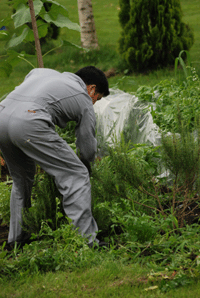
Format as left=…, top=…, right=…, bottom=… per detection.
left=0, top=0, right=81, bottom=76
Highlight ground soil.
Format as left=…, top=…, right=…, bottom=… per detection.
left=0, top=219, right=9, bottom=246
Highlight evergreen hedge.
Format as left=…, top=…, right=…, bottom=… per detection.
left=118, top=0, right=194, bottom=72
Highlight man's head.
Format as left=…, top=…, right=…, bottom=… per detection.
left=75, top=66, right=109, bottom=104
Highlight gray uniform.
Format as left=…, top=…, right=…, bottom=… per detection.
left=0, top=68, right=98, bottom=245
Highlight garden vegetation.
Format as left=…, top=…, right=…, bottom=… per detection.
left=118, top=0, right=194, bottom=72
left=0, top=0, right=200, bottom=297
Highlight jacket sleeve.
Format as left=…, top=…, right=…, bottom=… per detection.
left=75, top=105, right=97, bottom=165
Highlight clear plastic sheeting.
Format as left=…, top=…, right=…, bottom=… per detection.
left=94, top=88, right=161, bottom=151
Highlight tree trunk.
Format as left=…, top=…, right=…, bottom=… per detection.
left=28, top=0, right=44, bottom=67
left=77, top=0, right=99, bottom=49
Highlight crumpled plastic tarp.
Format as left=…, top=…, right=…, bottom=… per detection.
left=94, top=88, right=161, bottom=151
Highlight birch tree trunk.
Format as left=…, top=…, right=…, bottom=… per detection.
left=77, top=0, right=99, bottom=49
left=28, top=0, right=44, bottom=67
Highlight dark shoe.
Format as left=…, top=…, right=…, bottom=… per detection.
left=3, top=241, right=14, bottom=252
left=4, top=238, right=34, bottom=251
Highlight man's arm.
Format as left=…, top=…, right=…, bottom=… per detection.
left=75, top=106, right=97, bottom=173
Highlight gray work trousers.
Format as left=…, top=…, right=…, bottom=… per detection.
left=0, top=97, right=98, bottom=244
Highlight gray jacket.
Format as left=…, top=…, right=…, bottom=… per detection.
left=7, top=68, right=97, bottom=163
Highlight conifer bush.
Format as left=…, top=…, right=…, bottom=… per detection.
left=22, top=172, right=64, bottom=235
left=118, top=0, right=194, bottom=72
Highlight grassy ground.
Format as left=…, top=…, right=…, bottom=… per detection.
left=0, top=0, right=200, bottom=97
left=1, top=260, right=200, bottom=298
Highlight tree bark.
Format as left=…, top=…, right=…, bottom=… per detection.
left=77, top=0, right=99, bottom=49
left=28, top=0, right=44, bottom=67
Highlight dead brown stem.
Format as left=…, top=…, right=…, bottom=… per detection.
left=138, top=185, right=166, bottom=216
left=127, top=197, right=164, bottom=215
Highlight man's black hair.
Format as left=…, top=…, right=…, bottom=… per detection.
left=75, top=66, right=109, bottom=97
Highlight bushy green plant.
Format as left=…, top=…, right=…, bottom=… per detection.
left=11, top=0, right=60, bottom=51
left=92, top=130, right=200, bottom=231
left=91, top=140, right=161, bottom=237
left=0, top=221, right=90, bottom=276
left=22, top=171, right=64, bottom=236
left=122, top=213, right=159, bottom=244
left=118, top=0, right=194, bottom=72
left=0, top=182, right=11, bottom=225
left=0, top=0, right=81, bottom=76
left=136, top=62, right=200, bottom=133
left=55, top=121, right=76, bottom=147
left=161, top=128, right=200, bottom=227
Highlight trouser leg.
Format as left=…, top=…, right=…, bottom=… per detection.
left=10, top=116, right=98, bottom=244
left=0, top=145, right=35, bottom=244
left=24, top=140, right=98, bottom=243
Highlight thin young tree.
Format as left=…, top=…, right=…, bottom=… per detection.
left=77, top=0, right=99, bottom=49
left=28, top=0, right=44, bottom=67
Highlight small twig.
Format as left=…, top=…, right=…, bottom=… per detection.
left=18, top=55, right=35, bottom=68
left=127, top=197, right=163, bottom=214
left=152, top=178, right=165, bottom=215
left=138, top=185, right=160, bottom=201
left=184, top=204, right=200, bottom=217
left=42, top=42, right=63, bottom=57
left=172, top=174, right=178, bottom=215
left=138, top=185, right=166, bottom=216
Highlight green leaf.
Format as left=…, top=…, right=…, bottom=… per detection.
left=0, top=15, right=13, bottom=28
left=61, top=39, right=86, bottom=50
left=5, top=27, right=29, bottom=50
left=44, top=0, right=69, bottom=15
left=44, top=13, right=80, bottom=32
left=0, top=251, right=8, bottom=259
left=39, top=3, right=69, bottom=23
left=9, top=0, right=27, bottom=10
left=0, top=31, right=9, bottom=41
left=25, top=19, right=48, bottom=42
left=6, top=50, right=23, bottom=66
left=178, top=56, right=188, bottom=79
left=37, top=19, right=49, bottom=38
left=5, top=50, right=35, bottom=70
left=12, top=0, right=43, bottom=28
left=24, top=26, right=35, bottom=43
left=0, top=50, right=29, bottom=75
left=57, top=212, right=64, bottom=219
left=0, top=60, right=13, bottom=77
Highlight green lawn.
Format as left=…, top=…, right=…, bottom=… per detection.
left=181, top=0, right=200, bottom=62
left=1, top=0, right=200, bottom=97
left=1, top=260, right=200, bottom=297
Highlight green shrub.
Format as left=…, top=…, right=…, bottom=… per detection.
left=91, top=140, right=161, bottom=237
left=118, top=0, right=194, bottom=72
left=22, top=172, right=64, bottom=236
left=0, top=222, right=89, bottom=277
left=91, top=130, right=200, bottom=232
left=0, top=182, right=11, bottom=225
left=136, top=63, right=200, bottom=133
left=119, top=212, right=159, bottom=244
left=10, top=1, right=60, bottom=55
left=55, top=122, right=76, bottom=148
